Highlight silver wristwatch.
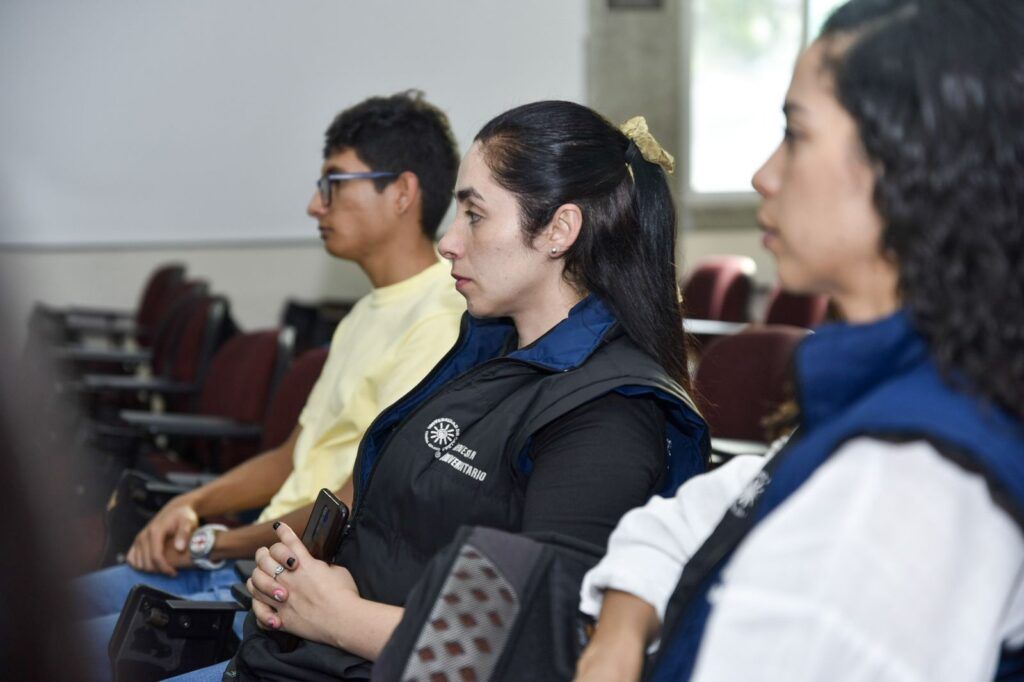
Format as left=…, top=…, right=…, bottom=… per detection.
left=189, top=523, right=229, bottom=570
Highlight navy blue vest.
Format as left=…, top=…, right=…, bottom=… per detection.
left=652, top=311, right=1024, bottom=680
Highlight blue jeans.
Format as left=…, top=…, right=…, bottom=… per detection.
left=75, top=562, right=241, bottom=617
left=74, top=563, right=243, bottom=682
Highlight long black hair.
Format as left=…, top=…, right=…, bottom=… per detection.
left=475, top=101, right=692, bottom=392
left=821, top=0, right=1024, bottom=418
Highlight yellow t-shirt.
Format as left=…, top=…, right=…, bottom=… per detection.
left=257, top=260, right=464, bottom=521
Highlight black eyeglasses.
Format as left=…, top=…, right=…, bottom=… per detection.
left=316, top=171, right=398, bottom=206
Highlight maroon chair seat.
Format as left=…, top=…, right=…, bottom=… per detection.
left=764, top=285, right=830, bottom=328
left=125, top=327, right=295, bottom=475
left=159, top=293, right=237, bottom=413
left=81, top=285, right=237, bottom=428
left=695, top=325, right=808, bottom=443
left=51, top=277, right=205, bottom=378
left=90, top=344, right=330, bottom=567
left=137, top=344, right=327, bottom=479
left=682, top=255, right=757, bottom=323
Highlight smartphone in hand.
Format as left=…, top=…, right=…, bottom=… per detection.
left=270, top=488, right=349, bottom=652
left=301, top=488, right=349, bottom=561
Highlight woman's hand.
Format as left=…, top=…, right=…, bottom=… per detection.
left=247, top=522, right=359, bottom=648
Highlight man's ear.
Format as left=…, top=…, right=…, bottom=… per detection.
left=541, top=203, right=583, bottom=256
left=391, top=171, right=421, bottom=217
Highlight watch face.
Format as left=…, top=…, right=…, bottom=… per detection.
left=190, top=530, right=212, bottom=557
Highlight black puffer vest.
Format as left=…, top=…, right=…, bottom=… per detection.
left=228, top=297, right=709, bottom=681
left=335, top=295, right=709, bottom=606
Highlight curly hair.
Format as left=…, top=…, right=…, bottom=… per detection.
left=821, top=0, right=1024, bottom=418
left=324, top=90, right=459, bottom=240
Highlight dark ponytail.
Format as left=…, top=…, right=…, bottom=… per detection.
left=475, top=101, right=692, bottom=392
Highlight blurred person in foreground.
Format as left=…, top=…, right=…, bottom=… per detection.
left=1, top=288, right=88, bottom=680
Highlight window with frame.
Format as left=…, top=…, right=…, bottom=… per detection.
left=684, top=0, right=846, bottom=206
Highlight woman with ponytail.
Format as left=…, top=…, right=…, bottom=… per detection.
left=180, top=101, right=709, bottom=680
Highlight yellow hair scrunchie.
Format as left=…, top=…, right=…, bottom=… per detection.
left=619, top=115, right=675, bottom=175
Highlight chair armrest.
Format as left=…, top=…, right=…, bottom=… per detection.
left=81, top=376, right=194, bottom=395
left=141, top=479, right=196, bottom=498
left=685, top=319, right=750, bottom=336
left=89, top=420, right=148, bottom=440
left=109, top=587, right=240, bottom=677
left=63, top=305, right=135, bottom=321
left=119, top=411, right=263, bottom=439
left=114, top=470, right=194, bottom=513
left=53, top=346, right=151, bottom=365
left=163, top=600, right=242, bottom=637
left=63, top=314, right=140, bottom=336
left=165, top=471, right=221, bottom=487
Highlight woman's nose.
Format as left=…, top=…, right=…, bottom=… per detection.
left=437, top=224, right=460, bottom=261
left=752, top=146, right=782, bottom=198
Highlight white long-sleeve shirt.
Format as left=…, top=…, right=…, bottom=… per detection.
left=580, top=437, right=1024, bottom=681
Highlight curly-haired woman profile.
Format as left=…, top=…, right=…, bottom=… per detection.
left=575, top=1, right=1024, bottom=680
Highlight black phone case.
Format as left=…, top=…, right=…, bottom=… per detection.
left=301, top=487, right=349, bottom=561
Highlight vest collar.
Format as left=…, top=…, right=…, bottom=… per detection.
left=466, top=295, right=619, bottom=372
left=796, top=310, right=930, bottom=431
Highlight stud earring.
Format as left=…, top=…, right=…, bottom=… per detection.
left=550, top=247, right=559, bottom=254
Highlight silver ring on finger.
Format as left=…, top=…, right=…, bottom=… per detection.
left=273, top=564, right=285, bottom=578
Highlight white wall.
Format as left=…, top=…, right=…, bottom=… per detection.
left=1, top=0, right=774, bottom=349
left=0, top=0, right=588, bottom=342
left=0, top=0, right=587, bottom=246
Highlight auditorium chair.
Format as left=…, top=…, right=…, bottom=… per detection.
left=36, top=262, right=186, bottom=347
left=120, top=327, right=296, bottom=475
left=682, top=255, right=757, bottom=323
left=682, top=255, right=757, bottom=351
left=100, top=346, right=330, bottom=567
left=280, top=297, right=357, bottom=355
left=51, top=279, right=209, bottom=374
left=694, top=325, right=808, bottom=462
left=68, top=291, right=236, bottom=510
left=70, top=288, right=237, bottom=469
left=78, top=289, right=237, bottom=416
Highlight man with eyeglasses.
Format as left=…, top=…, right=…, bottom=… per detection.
left=74, top=91, right=465, bottom=646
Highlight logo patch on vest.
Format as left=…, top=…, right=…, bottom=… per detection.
left=425, top=417, right=460, bottom=454
left=424, top=417, right=487, bottom=482
left=730, top=470, right=770, bottom=518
